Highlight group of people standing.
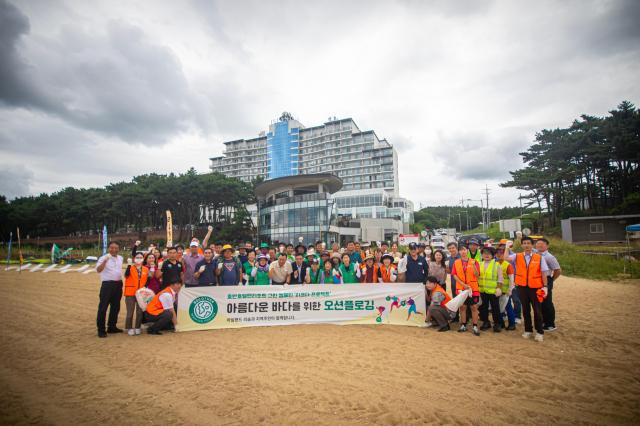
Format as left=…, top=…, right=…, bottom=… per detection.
left=426, top=236, right=561, bottom=343
left=95, top=230, right=560, bottom=342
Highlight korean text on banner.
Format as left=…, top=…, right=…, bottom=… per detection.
left=177, top=283, right=426, bottom=332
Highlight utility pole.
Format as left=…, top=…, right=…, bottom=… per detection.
left=519, top=193, right=523, bottom=217
left=458, top=212, right=462, bottom=231
left=483, top=185, right=491, bottom=229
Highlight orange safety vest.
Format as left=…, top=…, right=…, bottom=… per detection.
left=431, top=284, right=452, bottom=306
left=454, top=258, right=479, bottom=293
left=360, top=264, right=379, bottom=283
left=146, top=287, right=174, bottom=316
left=379, top=264, right=396, bottom=283
left=124, top=265, right=149, bottom=297
left=514, top=252, right=543, bottom=288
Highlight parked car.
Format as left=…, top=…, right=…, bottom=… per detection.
left=457, top=233, right=490, bottom=247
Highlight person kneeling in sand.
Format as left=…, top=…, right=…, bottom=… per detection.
left=144, top=281, right=183, bottom=335
left=425, top=276, right=452, bottom=331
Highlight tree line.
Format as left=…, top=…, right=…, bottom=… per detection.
left=0, top=168, right=257, bottom=243
left=502, top=101, right=640, bottom=227
left=411, top=205, right=529, bottom=233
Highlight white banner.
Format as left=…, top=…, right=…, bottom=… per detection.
left=177, top=283, right=427, bottom=332
left=398, top=234, right=420, bottom=245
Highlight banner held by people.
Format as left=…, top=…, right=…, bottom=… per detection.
left=177, top=283, right=427, bottom=332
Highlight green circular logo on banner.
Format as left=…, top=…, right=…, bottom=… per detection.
left=189, top=296, right=218, bottom=324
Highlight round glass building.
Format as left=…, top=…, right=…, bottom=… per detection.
left=255, top=174, right=342, bottom=245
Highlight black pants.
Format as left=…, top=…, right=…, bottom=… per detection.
left=145, top=310, right=173, bottom=332
left=96, top=280, right=122, bottom=332
left=518, top=286, right=544, bottom=334
left=428, top=305, right=450, bottom=328
left=479, top=293, right=501, bottom=325
left=542, top=277, right=555, bottom=327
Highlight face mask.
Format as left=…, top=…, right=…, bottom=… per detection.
left=134, top=258, right=143, bottom=265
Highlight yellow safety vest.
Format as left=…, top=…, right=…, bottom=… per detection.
left=478, top=260, right=499, bottom=294
left=498, top=261, right=511, bottom=294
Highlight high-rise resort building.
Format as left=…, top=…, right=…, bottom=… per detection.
left=209, top=112, right=414, bottom=244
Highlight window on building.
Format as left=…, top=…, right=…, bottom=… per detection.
left=589, top=223, right=604, bottom=233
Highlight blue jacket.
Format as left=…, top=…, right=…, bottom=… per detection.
left=405, top=255, right=429, bottom=284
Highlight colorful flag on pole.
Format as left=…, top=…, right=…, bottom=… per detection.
left=102, top=225, right=108, bottom=255
left=5, top=232, right=12, bottom=269
left=166, top=210, right=173, bottom=247
left=17, top=227, right=23, bottom=273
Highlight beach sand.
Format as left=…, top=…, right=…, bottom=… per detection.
left=0, top=270, right=639, bottom=425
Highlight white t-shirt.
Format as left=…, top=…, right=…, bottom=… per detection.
left=269, top=261, right=292, bottom=283
left=158, top=289, right=176, bottom=310
left=96, top=254, right=123, bottom=281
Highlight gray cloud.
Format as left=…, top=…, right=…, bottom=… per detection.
left=432, top=129, right=531, bottom=180
left=0, top=2, right=198, bottom=143
left=0, top=163, right=33, bottom=199
left=0, top=0, right=638, bottom=207
left=0, top=0, right=46, bottom=109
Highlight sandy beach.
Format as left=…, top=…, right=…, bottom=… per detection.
left=0, top=270, right=639, bottom=425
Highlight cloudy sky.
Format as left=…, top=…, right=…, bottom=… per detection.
left=1, top=0, right=639, bottom=207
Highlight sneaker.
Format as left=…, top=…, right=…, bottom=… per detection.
left=506, top=324, right=516, bottom=331
left=458, top=324, right=467, bottom=333
left=438, top=324, right=451, bottom=332
left=493, top=325, right=501, bottom=333
left=107, top=327, right=124, bottom=334
left=127, top=329, right=135, bottom=336
left=543, top=326, right=557, bottom=332
left=98, top=330, right=107, bottom=338
left=472, top=326, right=480, bottom=336
left=515, top=318, right=522, bottom=324
left=480, top=322, right=492, bottom=331
left=134, top=328, right=142, bottom=335
left=148, top=329, right=162, bottom=335
left=534, top=333, right=544, bottom=342
left=425, top=321, right=434, bottom=328
left=522, top=332, right=532, bottom=339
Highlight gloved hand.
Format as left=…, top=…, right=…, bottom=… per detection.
left=207, top=225, right=213, bottom=232
left=135, top=240, right=141, bottom=246
left=218, top=262, right=223, bottom=270
left=199, top=265, right=206, bottom=273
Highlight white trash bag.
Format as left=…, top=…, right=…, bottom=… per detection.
left=445, top=289, right=470, bottom=312
left=135, top=287, right=155, bottom=311
left=499, top=294, right=510, bottom=313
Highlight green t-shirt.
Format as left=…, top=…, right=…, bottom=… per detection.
left=243, top=261, right=256, bottom=285
left=339, top=263, right=359, bottom=284
left=254, top=268, right=270, bottom=285
left=308, top=268, right=322, bottom=284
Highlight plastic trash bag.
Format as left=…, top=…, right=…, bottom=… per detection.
left=136, top=287, right=155, bottom=311
left=445, top=289, right=470, bottom=312
left=499, top=294, right=509, bottom=313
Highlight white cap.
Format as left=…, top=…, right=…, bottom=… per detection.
left=189, top=241, right=199, bottom=247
